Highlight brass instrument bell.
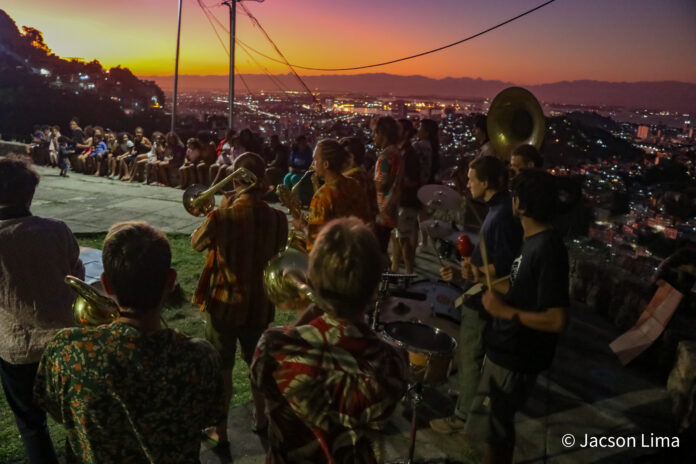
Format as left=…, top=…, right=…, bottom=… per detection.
left=487, top=87, right=545, bottom=161
left=65, top=275, right=120, bottom=327
left=183, top=167, right=258, bottom=216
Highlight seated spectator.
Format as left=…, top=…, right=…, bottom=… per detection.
left=209, top=135, right=235, bottom=188
left=84, top=127, right=106, bottom=175
left=94, top=130, right=116, bottom=177
left=123, top=127, right=153, bottom=182
left=75, top=125, right=94, bottom=173
left=157, top=132, right=186, bottom=187
left=179, top=137, right=203, bottom=190
left=282, top=135, right=313, bottom=189
left=196, top=141, right=218, bottom=187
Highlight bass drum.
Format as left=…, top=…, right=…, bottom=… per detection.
left=406, top=280, right=462, bottom=324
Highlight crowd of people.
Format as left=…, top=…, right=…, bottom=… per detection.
left=4, top=112, right=568, bottom=464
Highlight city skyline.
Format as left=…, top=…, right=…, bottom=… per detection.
left=2, top=0, right=695, bottom=84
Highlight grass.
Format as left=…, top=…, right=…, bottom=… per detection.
left=0, top=233, right=297, bottom=463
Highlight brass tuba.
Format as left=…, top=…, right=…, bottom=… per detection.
left=487, top=87, right=545, bottom=161
left=183, top=167, right=258, bottom=216
left=65, top=275, right=120, bottom=327
left=263, top=232, right=312, bottom=311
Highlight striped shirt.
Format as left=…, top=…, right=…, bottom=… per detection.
left=191, top=197, right=288, bottom=327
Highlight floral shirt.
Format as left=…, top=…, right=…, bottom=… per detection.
left=34, top=322, right=226, bottom=464
left=374, top=145, right=402, bottom=228
left=307, top=175, right=371, bottom=248
left=250, top=313, right=408, bottom=464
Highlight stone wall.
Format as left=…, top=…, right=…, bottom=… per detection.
left=0, top=140, right=29, bottom=157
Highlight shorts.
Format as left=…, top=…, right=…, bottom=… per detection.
left=464, top=357, right=537, bottom=446
left=204, top=312, right=266, bottom=370
left=394, top=207, right=418, bottom=238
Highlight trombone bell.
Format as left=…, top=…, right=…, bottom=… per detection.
left=183, top=167, right=258, bottom=217
left=65, top=275, right=119, bottom=327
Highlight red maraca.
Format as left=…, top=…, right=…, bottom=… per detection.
left=457, top=234, right=473, bottom=258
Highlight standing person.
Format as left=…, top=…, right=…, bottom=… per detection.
left=264, top=134, right=289, bottom=186
left=372, top=116, right=402, bottom=254
left=68, top=118, right=84, bottom=171
left=34, top=221, right=225, bottom=463
left=292, top=139, right=371, bottom=249
left=413, top=118, right=440, bottom=246
left=510, top=144, right=542, bottom=179
left=467, top=169, right=569, bottom=464
left=57, top=136, right=74, bottom=177
left=250, top=218, right=408, bottom=463
left=391, top=119, right=422, bottom=274
left=474, top=114, right=496, bottom=158
left=191, top=153, right=288, bottom=445
left=430, top=155, right=523, bottom=434
left=340, top=136, right=377, bottom=224
left=0, top=157, right=84, bottom=464
left=47, top=126, right=61, bottom=168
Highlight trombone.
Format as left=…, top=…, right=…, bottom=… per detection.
left=65, top=275, right=119, bottom=327
left=183, top=167, right=258, bottom=216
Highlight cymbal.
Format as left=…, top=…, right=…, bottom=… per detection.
left=420, top=219, right=454, bottom=239
left=418, top=184, right=462, bottom=210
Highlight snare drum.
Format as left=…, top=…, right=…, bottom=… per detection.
left=407, top=280, right=462, bottom=324
left=380, top=321, right=456, bottom=384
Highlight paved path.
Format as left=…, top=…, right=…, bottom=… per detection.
left=32, top=166, right=202, bottom=234
left=26, top=165, right=683, bottom=463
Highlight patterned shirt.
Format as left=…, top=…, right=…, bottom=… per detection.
left=34, top=322, right=225, bottom=464
left=343, top=166, right=378, bottom=223
left=191, top=197, right=288, bottom=327
left=250, top=313, right=408, bottom=464
left=307, top=175, right=372, bottom=248
left=374, top=145, right=402, bottom=228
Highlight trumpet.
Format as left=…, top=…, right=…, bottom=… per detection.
left=65, top=275, right=120, bottom=327
left=183, top=167, right=258, bottom=216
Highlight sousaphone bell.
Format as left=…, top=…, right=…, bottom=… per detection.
left=487, top=86, right=545, bottom=161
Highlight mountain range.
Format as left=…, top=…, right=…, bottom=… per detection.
left=141, top=73, right=696, bottom=114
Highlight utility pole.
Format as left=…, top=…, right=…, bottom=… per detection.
left=171, top=0, right=183, bottom=133
left=223, top=0, right=236, bottom=130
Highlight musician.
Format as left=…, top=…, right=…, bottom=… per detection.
left=474, top=114, right=497, bottom=158
left=340, top=136, right=378, bottom=223
left=372, top=116, right=403, bottom=253
left=250, top=218, right=408, bottom=463
left=431, top=155, right=522, bottom=434
left=0, top=157, right=84, bottom=464
left=191, top=153, right=288, bottom=442
left=34, top=221, right=225, bottom=463
left=293, top=139, right=371, bottom=249
left=469, top=169, right=569, bottom=464
left=510, top=144, right=542, bottom=178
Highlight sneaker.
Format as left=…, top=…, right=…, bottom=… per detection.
left=429, top=416, right=467, bottom=434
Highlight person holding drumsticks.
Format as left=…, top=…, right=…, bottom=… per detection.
left=431, top=155, right=523, bottom=434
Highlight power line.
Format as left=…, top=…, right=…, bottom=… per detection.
left=237, top=0, right=557, bottom=71
left=238, top=2, right=319, bottom=103
left=196, top=0, right=252, bottom=95
left=199, top=2, right=291, bottom=96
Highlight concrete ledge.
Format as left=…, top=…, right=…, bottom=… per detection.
left=0, top=140, right=29, bottom=157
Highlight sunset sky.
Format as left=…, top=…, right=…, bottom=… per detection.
left=2, top=0, right=695, bottom=84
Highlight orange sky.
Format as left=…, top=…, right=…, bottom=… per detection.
left=3, top=0, right=695, bottom=84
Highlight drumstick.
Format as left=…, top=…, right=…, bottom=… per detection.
left=479, top=236, right=493, bottom=290
left=424, top=227, right=444, bottom=267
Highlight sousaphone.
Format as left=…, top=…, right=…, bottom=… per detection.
left=487, top=87, right=545, bottom=161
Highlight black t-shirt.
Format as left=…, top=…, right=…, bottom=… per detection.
left=471, top=192, right=523, bottom=277
left=485, top=228, right=569, bottom=373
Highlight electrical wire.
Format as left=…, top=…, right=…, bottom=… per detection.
left=237, top=0, right=557, bottom=71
